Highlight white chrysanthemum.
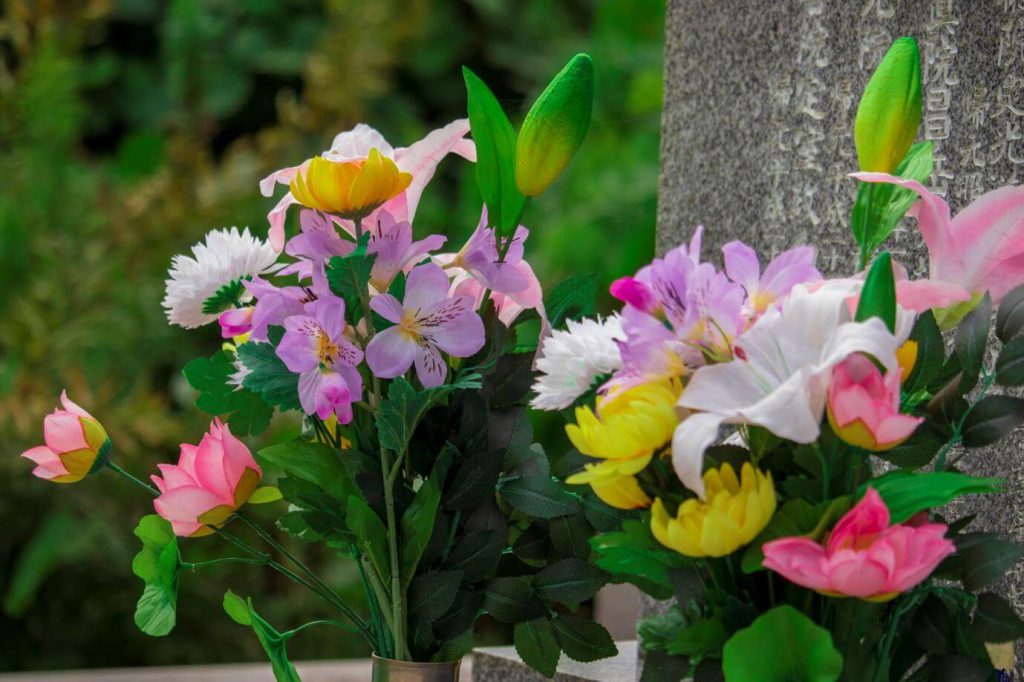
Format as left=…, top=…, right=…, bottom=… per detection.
left=163, top=227, right=280, bottom=328
left=227, top=355, right=252, bottom=389
left=531, top=315, right=625, bottom=411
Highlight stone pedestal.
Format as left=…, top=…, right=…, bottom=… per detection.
left=470, top=641, right=639, bottom=681
left=655, top=0, right=1024, bottom=671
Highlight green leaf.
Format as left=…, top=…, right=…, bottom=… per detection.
left=861, top=471, right=1001, bottom=524
left=954, top=292, right=992, bottom=393
left=971, top=592, right=1024, bottom=643
left=549, top=512, right=593, bottom=561
left=591, top=520, right=689, bottom=599
left=513, top=520, right=550, bottom=562
left=533, top=558, right=608, bottom=610
left=666, top=617, right=727, bottom=658
left=444, top=447, right=505, bottom=510
left=257, top=440, right=357, bottom=501
left=131, top=515, right=181, bottom=637
left=346, top=495, right=390, bottom=585
left=408, top=570, right=463, bottom=624
left=483, top=577, right=547, bottom=623
left=443, top=529, right=503, bottom=581
left=722, top=605, right=842, bottom=682
left=237, top=329, right=301, bottom=412
left=183, top=350, right=272, bottom=436
left=552, top=614, right=617, bottom=663
left=544, top=273, right=599, bottom=330
left=435, top=590, right=485, bottom=640
left=995, top=336, right=1024, bottom=386
left=855, top=251, right=896, bottom=332
left=852, top=142, right=934, bottom=253
left=227, top=594, right=301, bottom=682
left=961, top=395, right=1024, bottom=447
left=514, top=618, right=561, bottom=679
left=904, top=310, right=945, bottom=395
left=500, top=475, right=580, bottom=518
left=377, top=374, right=481, bottom=454
left=400, top=475, right=441, bottom=582
left=996, top=284, right=1024, bottom=342
left=640, top=650, right=692, bottom=682
left=957, top=533, right=1024, bottom=592
left=873, top=424, right=943, bottom=470
left=202, top=278, right=247, bottom=315
left=326, top=233, right=375, bottom=321
left=248, top=486, right=283, bottom=504
left=742, top=497, right=851, bottom=573
left=463, top=66, right=526, bottom=235
left=223, top=590, right=251, bottom=626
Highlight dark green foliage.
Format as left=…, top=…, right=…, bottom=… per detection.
left=183, top=351, right=273, bottom=436
left=237, top=328, right=301, bottom=412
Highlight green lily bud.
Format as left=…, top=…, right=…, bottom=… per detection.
left=515, top=53, right=594, bottom=197
left=855, top=37, right=922, bottom=173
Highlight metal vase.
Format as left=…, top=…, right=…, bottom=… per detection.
left=371, top=654, right=463, bottom=682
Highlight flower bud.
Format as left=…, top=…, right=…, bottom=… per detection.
left=827, top=354, right=922, bottom=451
left=515, top=54, right=594, bottom=197
left=22, top=391, right=110, bottom=484
left=855, top=37, right=922, bottom=173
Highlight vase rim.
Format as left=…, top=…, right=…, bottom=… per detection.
left=371, top=653, right=462, bottom=669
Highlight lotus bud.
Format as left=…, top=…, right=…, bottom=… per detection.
left=855, top=37, right=922, bottom=172
left=22, top=391, right=111, bottom=484
left=515, top=54, right=594, bottom=196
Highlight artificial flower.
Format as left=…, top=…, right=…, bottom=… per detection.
left=762, top=487, right=955, bottom=601
left=22, top=391, right=109, bottom=484
left=367, top=210, right=446, bottom=291
left=854, top=37, right=922, bottom=173
left=896, top=340, right=918, bottom=381
left=244, top=277, right=314, bottom=342
left=152, top=419, right=264, bottom=537
left=650, top=462, right=776, bottom=557
left=448, top=259, right=544, bottom=326
left=672, top=281, right=901, bottom=498
left=276, top=296, right=364, bottom=423
left=279, top=210, right=356, bottom=289
left=565, top=380, right=680, bottom=509
left=436, top=208, right=532, bottom=295
left=722, top=241, right=822, bottom=315
left=853, top=172, right=1024, bottom=310
left=262, top=120, right=475, bottom=250
left=163, top=227, right=280, bottom=329
left=218, top=307, right=254, bottom=339
left=531, top=315, right=624, bottom=411
left=515, top=53, right=593, bottom=196
left=827, top=353, right=923, bottom=451
left=365, top=263, right=485, bottom=388
left=289, top=151, right=412, bottom=221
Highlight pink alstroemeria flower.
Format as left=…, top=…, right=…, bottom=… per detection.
left=276, top=297, right=364, bottom=423
left=279, top=210, right=356, bottom=289
left=853, top=172, right=1024, bottom=304
left=827, top=353, right=923, bottom=451
left=153, top=419, right=263, bottom=537
left=244, top=277, right=320, bottom=342
left=763, top=488, right=955, bottom=601
left=22, top=391, right=110, bottom=484
left=366, top=263, right=485, bottom=387
left=367, top=210, right=446, bottom=291
left=218, top=307, right=254, bottom=339
left=722, top=241, right=822, bottom=315
left=449, top=260, right=544, bottom=326
left=262, top=121, right=476, bottom=251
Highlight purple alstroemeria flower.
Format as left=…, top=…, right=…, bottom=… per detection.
left=276, top=296, right=364, bottom=424
left=722, top=241, right=822, bottom=316
left=365, top=263, right=484, bottom=387
left=436, top=208, right=530, bottom=295
left=367, top=210, right=446, bottom=291
left=280, top=210, right=355, bottom=290
left=609, top=226, right=704, bottom=316
left=245, top=277, right=312, bottom=342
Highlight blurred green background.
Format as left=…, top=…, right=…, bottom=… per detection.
left=0, top=0, right=663, bottom=671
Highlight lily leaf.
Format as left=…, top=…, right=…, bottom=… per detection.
left=722, top=605, right=842, bottom=682
left=131, top=515, right=181, bottom=637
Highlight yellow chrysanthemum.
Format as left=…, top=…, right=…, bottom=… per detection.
left=289, top=149, right=412, bottom=220
left=651, top=463, right=776, bottom=558
left=564, top=381, right=680, bottom=509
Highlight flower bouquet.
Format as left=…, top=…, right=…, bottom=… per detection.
left=20, top=55, right=620, bottom=680
left=535, top=38, right=1024, bottom=681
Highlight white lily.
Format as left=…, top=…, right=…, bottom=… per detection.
left=672, top=280, right=902, bottom=498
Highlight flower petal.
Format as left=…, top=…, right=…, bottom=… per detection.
left=365, top=326, right=417, bottom=379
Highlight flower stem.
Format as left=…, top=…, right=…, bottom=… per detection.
left=935, top=367, right=997, bottom=470
left=107, top=461, right=159, bottom=495
left=183, top=557, right=268, bottom=570
left=857, top=183, right=876, bottom=271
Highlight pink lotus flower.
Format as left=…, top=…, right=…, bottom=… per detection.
left=762, top=488, right=955, bottom=601
left=22, top=391, right=110, bottom=484
left=827, top=353, right=923, bottom=451
left=262, top=121, right=476, bottom=251
left=853, top=172, right=1024, bottom=304
left=365, top=263, right=485, bottom=387
left=153, top=419, right=263, bottom=537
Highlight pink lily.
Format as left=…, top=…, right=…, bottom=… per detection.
left=853, top=172, right=1024, bottom=304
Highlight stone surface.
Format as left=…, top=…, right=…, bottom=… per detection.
left=471, top=641, right=638, bottom=682
left=655, top=0, right=1024, bottom=671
